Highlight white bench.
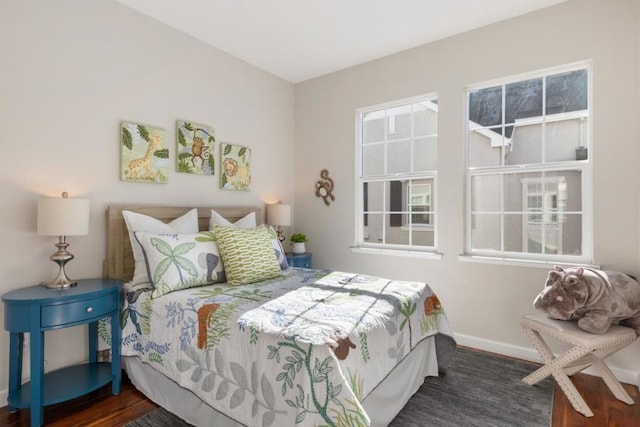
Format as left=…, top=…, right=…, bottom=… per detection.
left=521, top=313, right=637, bottom=417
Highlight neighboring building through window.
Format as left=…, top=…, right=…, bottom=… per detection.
left=466, top=63, right=591, bottom=263
left=356, top=95, right=438, bottom=251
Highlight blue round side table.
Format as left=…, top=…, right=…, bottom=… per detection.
left=2, top=278, right=123, bottom=427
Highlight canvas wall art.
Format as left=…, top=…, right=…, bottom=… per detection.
left=176, top=121, right=216, bottom=175
left=220, top=143, right=251, bottom=191
left=121, top=122, right=169, bottom=183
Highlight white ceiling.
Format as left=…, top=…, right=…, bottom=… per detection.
left=117, top=0, right=568, bottom=83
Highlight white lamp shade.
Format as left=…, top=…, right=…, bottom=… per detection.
left=37, top=196, right=90, bottom=236
left=267, top=203, right=291, bottom=226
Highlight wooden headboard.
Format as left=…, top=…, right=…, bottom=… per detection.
left=104, top=205, right=263, bottom=282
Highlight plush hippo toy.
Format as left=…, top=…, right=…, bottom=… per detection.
left=533, top=266, right=640, bottom=334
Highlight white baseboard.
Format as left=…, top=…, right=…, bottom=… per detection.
left=454, top=332, right=640, bottom=387
left=0, top=389, right=7, bottom=409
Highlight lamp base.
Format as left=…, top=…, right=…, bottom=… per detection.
left=41, top=237, right=78, bottom=289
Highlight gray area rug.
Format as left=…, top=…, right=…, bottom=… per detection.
left=389, top=347, right=553, bottom=426
left=125, top=347, right=553, bottom=427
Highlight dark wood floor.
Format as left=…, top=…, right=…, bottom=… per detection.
left=1, top=368, right=639, bottom=426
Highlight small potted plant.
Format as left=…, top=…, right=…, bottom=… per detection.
left=290, top=233, right=307, bottom=254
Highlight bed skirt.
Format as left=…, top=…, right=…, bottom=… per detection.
left=124, top=333, right=453, bottom=427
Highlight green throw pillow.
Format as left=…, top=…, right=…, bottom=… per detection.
left=135, top=231, right=225, bottom=298
left=213, top=224, right=282, bottom=286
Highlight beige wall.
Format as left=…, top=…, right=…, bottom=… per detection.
left=0, top=0, right=294, bottom=404
left=295, top=0, right=640, bottom=380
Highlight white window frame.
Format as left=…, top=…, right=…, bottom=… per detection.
left=354, top=94, right=439, bottom=255
left=464, top=61, right=593, bottom=265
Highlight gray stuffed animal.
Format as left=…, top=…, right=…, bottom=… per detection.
left=533, top=266, right=640, bottom=334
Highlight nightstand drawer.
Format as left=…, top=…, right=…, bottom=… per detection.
left=287, top=253, right=312, bottom=268
left=42, top=295, right=116, bottom=328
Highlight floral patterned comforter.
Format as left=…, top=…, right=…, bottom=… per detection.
left=109, top=268, right=454, bottom=426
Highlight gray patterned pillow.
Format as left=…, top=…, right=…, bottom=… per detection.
left=212, top=225, right=282, bottom=286
left=266, top=226, right=289, bottom=270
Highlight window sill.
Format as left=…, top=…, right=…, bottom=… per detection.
left=350, top=246, right=443, bottom=260
left=457, top=254, right=599, bottom=269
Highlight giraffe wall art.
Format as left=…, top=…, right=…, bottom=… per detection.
left=121, top=122, right=169, bottom=183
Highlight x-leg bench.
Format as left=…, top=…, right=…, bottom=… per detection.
left=521, top=313, right=637, bottom=417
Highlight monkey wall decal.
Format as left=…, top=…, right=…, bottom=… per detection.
left=315, top=169, right=335, bottom=206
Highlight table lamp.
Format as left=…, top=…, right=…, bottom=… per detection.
left=267, top=203, right=291, bottom=242
left=37, top=192, right=90, bottom=288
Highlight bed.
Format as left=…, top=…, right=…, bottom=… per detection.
left=103, top=205, right=456, bottom=427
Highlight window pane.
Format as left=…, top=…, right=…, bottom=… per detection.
left=410, top=206, right=432, bottom=225
left=471, top=214, right=500, bottom=251
left=362, top=111, right=385, bottom=143
left=387, top=105, right=411, bottom=140
left=364, top=181, right=385, bottom=212
left=546, top=69, right=588, bottom=115
left=472, top=174, right=501, bottom=212
left=408, top=179, right=433, bottom=225
left=411, top=228, right=434, bottom=247
left=414, top=101, right=438, bottom=136
left=560, top=214, right=582, bottom=255
left=469, top=86, right=502, bottom=127
left=545, top=118, right=588, bottom=162
left=363, top=213, right=384, bottom=243
left=362, top=144, right=384, bottom=176
left=504, top=213, right=531, bottom=253
left=413, top=136, right=437, bottom=172
left=505, top=78, right=542, bottom=124
left=468, top=128, right=504, bottom=168
left=504, top=123, right=542, bottom=165
left=504, top=172, right=542, bottom=212
left=386, top=214, right=410, bottom=245
left=546, top=170, right=582, bottom=212
left=544, top=226, right=561, bottom=255
left=387, top=141, right=411, bottom=174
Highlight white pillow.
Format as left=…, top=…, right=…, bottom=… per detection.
left=209, top=209, right=256, bottom=229
left=123, top=209, right=199, bottom=285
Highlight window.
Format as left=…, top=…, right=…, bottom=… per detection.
left=356, top=95, right=438, bottom=251
left=466, top=64, right=591, bottom=263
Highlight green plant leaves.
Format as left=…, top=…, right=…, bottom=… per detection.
left=172, top=242, right=196, bottom=256
left=122, top=126, right=132, bottom=150
left=137, top=124, right=150, bottom=142
left=178, top=129, right=187, bottom=147
left=150, top=238, right=173, bottom=256
left=154, top=148, right=169, bottom=158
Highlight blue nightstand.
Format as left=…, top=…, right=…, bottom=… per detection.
left=286, top=252, right=312, bottom=268
left=2, top=278, right=123, bottom=427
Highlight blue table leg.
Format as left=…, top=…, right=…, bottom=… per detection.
left=111, top=310, right=121, bottom=395
left=88, top=322, right=98, bottom=364
left=29, top=326, right=44, bottom=427
left=7, top=332, right=23, bottom=412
